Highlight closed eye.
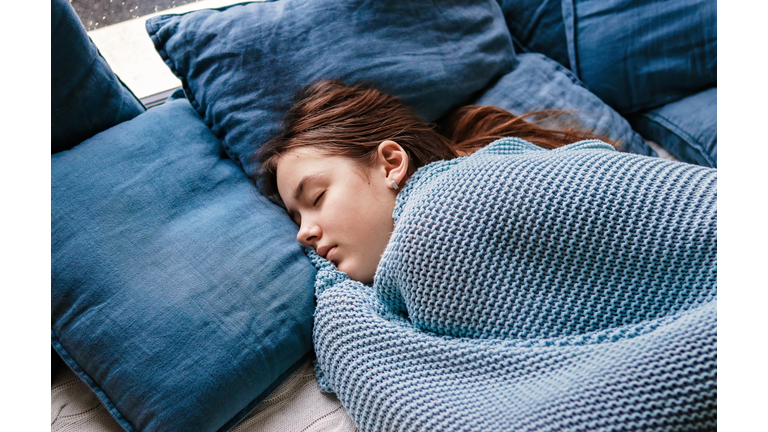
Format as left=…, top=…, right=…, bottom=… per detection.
left=313, top=190, right=326, bottom=206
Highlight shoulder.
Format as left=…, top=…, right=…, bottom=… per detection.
left=475, top=137, right=616, bottom=156
left=392, top=137, right=617, bottom=222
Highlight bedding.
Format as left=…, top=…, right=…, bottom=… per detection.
left=52, top=94, right=316, bottom=432
left=145, top=0, right=517, bottom=175
left=497, top=0, right=570, bottom=68
left=51, top=0, right=718, bottom=429
left=629, top=87, right=717, bottom=168
left=51, top=0, right=144, bottom=154
left=563, top=0, right=717, bottom=114
left=51, top=359, right=357, bottom=432
left=311, top=137, right=717, bottom=431
left=472, top=53, right=652, bottom=155
left=498, top=0, right=717, bottom=115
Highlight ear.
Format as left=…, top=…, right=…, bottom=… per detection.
left=376, top=140, right=409, bottom=190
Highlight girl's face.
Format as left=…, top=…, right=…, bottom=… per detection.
left=275, top=142, right=408, bottom=284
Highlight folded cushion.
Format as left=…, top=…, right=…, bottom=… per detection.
left=562, top=0, right=717, bottom=114
left=473, top=53, right=653, bottom=155
left=51, top=0, right=144, bottom=153
left=629, top=87, right=717, bottom=168
left=145, top=0, right=515, bottom=175
left=51, top=96, right=316, bottom=432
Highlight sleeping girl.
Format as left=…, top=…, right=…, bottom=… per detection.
left=253, top=79, right=621, bottom=284
left=249, top=79, right=717, bottom=431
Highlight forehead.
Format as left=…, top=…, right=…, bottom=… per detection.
left=276, top=147, right=330, bottom=172
left=275, top=148, right=357, bottom=200
left=276, top=147, right=338, bottom=186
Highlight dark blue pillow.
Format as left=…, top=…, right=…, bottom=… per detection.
left=496, top=0, right=570, bottom=69
left=51, top=96, right=316, bottom=432
left=51, top=0, right=145, bottom=153
left=629, top=87, right=717, bottom=168
left=497, top=0, right=716, bottom=115
left=473, top=53, right=653, bottom=156
left=145, top=0, right=515, bottom=175
left=562, top=0, right=717, bottom=114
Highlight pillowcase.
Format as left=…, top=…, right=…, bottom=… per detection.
left=51, top=0, right=145, bottom=153
left=146, top=0, right=516, bottom=175
left=52, top=95, right=316, bottom=432
left=562, top=0, right=717, bottom=114
left=496, top=0, right=570, bottom=69
left=629, top=87, right=717, bottom=168
left=496, top=0, right=716, bottom=115
left=473, top=53, right=653, bottom=156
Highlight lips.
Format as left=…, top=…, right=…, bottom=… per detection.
left=316, top=245, right=337, bottom=261
left=325, top=246, right=338, bottom=262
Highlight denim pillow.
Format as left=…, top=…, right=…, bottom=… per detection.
left=497, top=0, right=570, bottom=69
left=51, top=0, right=145, bottom=153
left=473, top=53, right=653, bottom=156
left=496, top=0, right=716, bottom=115
left=562, top=0, right=717, bottom=114
left=51, top=96, right=316, bottom=432
left=629, top=87, right=717, bottom=168
left=145, top=0, right=515, bottom=175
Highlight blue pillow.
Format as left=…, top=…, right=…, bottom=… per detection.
left=51, top=96, right=316, bottom=432
left=497, top=0, right=717, bottom=115
left=629, top=87, right=717, bottom=168
left=473, top=53, right=654, bottom=156
left=52, top=0, right=145, bottom=153
left=562, top=0, right=717, bottom=114
left=496, top=0, right=570, bottom=69
left=145, top=0, right=515, bottom=175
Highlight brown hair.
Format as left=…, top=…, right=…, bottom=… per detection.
left=251, top=79, right=616, bottom=205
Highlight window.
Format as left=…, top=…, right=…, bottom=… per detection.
left=71, top=0, right=246, bottom=100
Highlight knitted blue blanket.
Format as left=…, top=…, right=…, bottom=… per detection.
left=309, top=138, right=717, bottom=431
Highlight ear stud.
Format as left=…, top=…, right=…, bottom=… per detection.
left=391, top=180, right=400, bottom=190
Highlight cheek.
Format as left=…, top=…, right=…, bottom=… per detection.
left=327, top=196, right=371, bottom=236
left=325, top=188, right=385, bottom=246
left=327, top=180, right=395, bottom=243
left=341, top=194, right=395, bottom=254
left=328, top=185, right=395, bottom=284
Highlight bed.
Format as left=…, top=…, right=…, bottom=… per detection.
left=51, top=0, right=716, bottom=430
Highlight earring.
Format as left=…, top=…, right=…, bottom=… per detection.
left=391, top=180, right=400, bottom=190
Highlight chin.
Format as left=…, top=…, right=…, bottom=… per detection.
left=340, top=263, right=373, bottom=284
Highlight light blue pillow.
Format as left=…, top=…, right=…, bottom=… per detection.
left=51, top=0, right=144, bottom=153
left=146, top=0, right=515, bottom=175
left=52, top=96, right=316, bottom=432
left=473, top=53, right=654, bottom=156
left=629, top=87, right=717, bottom=167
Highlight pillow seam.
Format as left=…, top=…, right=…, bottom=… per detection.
left=147, top=16, right=226, bottom=164
left=51, top=331, right=137, bottom=432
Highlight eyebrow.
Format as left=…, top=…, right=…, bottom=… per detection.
left=292, top=173, right=322, bottom=202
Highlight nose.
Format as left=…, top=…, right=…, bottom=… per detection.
left=297, top=219, right=321, bottom=247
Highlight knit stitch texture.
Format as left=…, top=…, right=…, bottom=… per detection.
left=310, top=137, right=717, bottom=431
